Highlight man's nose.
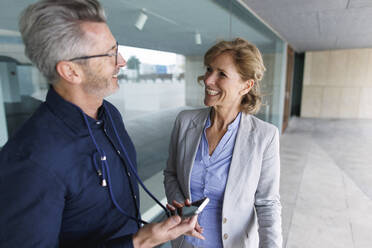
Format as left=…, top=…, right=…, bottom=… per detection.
left=117, top=52, right=126, bottom=67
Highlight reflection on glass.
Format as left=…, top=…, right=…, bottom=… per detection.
left=0, top=0, right=287, bottom=224
left=106, top=46, right=187, bottom=180
left=1, top=61, right=47, bottom=139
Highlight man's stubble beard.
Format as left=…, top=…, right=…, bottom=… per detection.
left=82, top=66, right=118, bottom=98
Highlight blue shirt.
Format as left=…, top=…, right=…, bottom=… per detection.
left=185, top=112, right=241, bottom=248
left=0, top=88, right=140, bottom=247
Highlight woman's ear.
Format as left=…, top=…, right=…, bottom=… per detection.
left=55, top=61, right=84, bottom=85
left=240, top=79, right=254, bottom=95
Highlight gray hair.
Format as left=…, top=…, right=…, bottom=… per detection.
left=19, top=0, right=107, bottom=84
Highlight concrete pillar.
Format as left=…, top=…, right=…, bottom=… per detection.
left=0, top=75, right=9, bottom=146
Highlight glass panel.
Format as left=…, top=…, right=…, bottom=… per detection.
left=106, top=46, right=186, bottom=180
left=221, top=0, right=287, bottom=129
left=0, top=0, right=287, bottom=227
left=0, top=60, right=47, bottom=140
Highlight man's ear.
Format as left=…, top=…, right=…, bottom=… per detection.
left=55, top=61, right=84, bottom=85
left=240, top=79, right=254, bottom=95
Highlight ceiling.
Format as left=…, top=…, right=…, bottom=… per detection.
left=243, top=0, right=372, bottom=52
left=1, top=0, right=369, bottom=59
left=0, top=0, right=279, bottom=63
left=102, top=0, right=277, bottom=55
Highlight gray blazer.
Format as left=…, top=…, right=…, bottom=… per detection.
left=164, top=108, right=282, bottom=248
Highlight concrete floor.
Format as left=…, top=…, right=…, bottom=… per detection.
left=281, top=117, right=372, bottom=248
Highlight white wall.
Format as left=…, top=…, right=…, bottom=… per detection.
left=106, top=81, right=185, bottom=120
left=301, top=49, right=372, bottom=119
left=0, top=44, right=29, bottom=64
left=185, top=56, right=204, bottom=107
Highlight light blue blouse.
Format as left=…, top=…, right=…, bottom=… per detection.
left=185, top=112, right=241, bottom=247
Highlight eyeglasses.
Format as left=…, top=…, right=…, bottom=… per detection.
left=69, top=41, right=119, bottom=65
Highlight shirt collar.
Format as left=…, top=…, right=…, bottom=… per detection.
left=45, top=87, right=105, bottom=134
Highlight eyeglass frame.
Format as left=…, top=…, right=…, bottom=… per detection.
left=68, top=41, right=119, bottom=65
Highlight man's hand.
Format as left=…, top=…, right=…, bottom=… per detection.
left=169, top=199, right=204, bottom=236
left=132, top=214, right=204, bottom=248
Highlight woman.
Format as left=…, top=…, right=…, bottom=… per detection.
left=164, top=38, right=282, bottom=248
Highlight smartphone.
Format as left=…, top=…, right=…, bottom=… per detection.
left=180, top=197, right=210, bottom=218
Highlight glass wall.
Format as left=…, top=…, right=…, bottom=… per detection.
left=0, top=33, right=48, bottom=145
left=0, top=0, right=287, bottom=227
left=107, top=46, right=186, bottom=181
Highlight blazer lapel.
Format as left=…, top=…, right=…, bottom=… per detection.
left=224, top=113, right=256, bottom=198
left=183, top=109, right=209, bottom=198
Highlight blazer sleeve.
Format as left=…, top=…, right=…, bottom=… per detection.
left=163, top=115, right=186, bottom=204
left=254, top=127, right=283, bottom=248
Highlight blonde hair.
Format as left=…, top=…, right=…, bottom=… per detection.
left=203, top=38, right=266, bottom=114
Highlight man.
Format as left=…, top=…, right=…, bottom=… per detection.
left=0, top=0, right=202, bottom=247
